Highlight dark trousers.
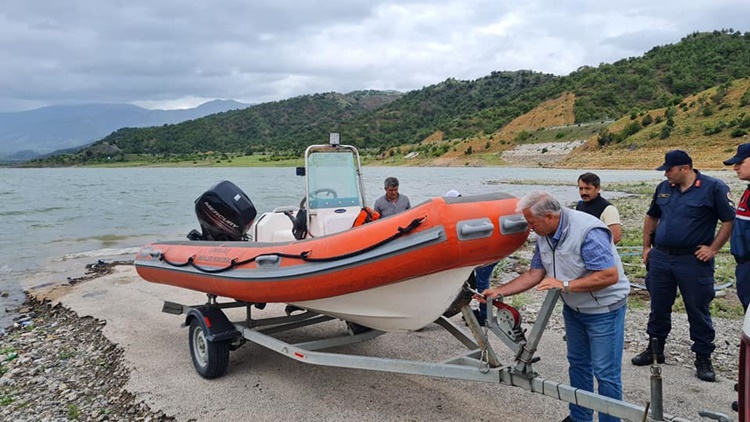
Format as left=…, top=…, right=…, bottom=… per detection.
left=737, top=261, right=750, bottom=312
left=645, top=248, right=716, bottom=355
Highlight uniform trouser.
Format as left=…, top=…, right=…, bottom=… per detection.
left=645, top=248, right=716, bottom=355
left=737, top=261, right=750, bottom=312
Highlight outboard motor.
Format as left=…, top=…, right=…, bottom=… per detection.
left=188, top=180, right=257, bottom=241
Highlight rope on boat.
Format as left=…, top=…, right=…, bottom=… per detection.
left=158, top=217, right=427, bottom=274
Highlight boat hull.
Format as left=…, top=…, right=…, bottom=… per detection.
left=291, top=266, right=476, bottom=331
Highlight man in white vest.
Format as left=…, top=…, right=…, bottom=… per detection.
left=479, top=191, right=630, bottom=422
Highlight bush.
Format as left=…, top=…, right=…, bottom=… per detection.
left=731, top=129, right=748, bottom=138
left=515, top=131, right=531, bottom=142
left=642, top=114, right=653, bottom=126
left=622, top=121, right=642, bottom=137
left=741, top=88, right=750, bottom=107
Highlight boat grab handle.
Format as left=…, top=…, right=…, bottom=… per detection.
left=256, top=255, right=281, bottom=267
left=499, top=215, right=528, bottom=235
left=457, top=219, right=494, bottom=240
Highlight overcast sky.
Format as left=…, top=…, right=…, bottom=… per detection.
left=1, top=0, right=748, bottom=112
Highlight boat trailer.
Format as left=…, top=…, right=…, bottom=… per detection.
left=162, top=289, right=732, bottom=422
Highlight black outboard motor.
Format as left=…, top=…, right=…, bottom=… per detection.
left=189, top=180, right=257, bottom=241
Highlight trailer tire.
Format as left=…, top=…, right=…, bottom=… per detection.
left=442, top=271, right=476, bottom=318
left=189, top=318, right=230, bottom=379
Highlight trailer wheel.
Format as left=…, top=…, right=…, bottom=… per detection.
left=188, top=318, right=230, bottom=379
left=443, top=271, right=476, bottom=318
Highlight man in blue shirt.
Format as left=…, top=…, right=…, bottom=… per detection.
left=480, top=191, right=629, bottom=422
left=632, top=150, right=735, bottom=383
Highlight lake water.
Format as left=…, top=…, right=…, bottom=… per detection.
left=0, top=166, right=665, bottom=328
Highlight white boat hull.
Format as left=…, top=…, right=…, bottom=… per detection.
left=292, top=266, right=474, bottom=332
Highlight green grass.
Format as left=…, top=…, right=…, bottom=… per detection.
left=59, top=349, right=77, bottom=360
left=86, top=153, right=304, bottom=168
left=527, top=121, right=613, bottom=144
left=0, top=395, right=13, bottom=406
left=67, top=403, right=80, bottom=419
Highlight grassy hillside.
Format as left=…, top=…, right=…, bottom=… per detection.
left=562, top=77, right=750, bottom=170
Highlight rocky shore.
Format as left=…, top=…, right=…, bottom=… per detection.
left=1, top=261, right=172, bottom=421
left=0, top=298, right=173, bottom=421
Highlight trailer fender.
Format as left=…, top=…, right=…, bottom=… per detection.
left=185, top=306, right=240, bottom=342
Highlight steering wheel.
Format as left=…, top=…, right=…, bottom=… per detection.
left=312, top=188, right=337, bottom=198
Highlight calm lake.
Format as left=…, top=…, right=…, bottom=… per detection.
left=0, top=166, right=664, bottom=328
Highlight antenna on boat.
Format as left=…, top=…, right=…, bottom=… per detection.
left=329, top=133, right=340, bottom=147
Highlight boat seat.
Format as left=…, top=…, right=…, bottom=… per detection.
left=252, top=210, right=297, bottom=242
left=308, top=205, right=360, bottom=237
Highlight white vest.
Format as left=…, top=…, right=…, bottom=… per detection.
left=537, top=208, right=630, bottom=314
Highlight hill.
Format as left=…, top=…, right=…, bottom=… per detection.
left=0, top=99, right=251, bottom=160
left=386, top=77, right=750, bottom=169
left=560, top=77, right=750, bottom=170
left=24, top=29, right=750, bottom=168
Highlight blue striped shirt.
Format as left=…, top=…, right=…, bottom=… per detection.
left=530, top=214, right=615, bottom=271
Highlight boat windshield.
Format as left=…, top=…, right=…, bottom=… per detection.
left=307, top=152, right=363, bottom=209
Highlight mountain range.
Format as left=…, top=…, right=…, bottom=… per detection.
left=0, top=100, right=251, bottom=160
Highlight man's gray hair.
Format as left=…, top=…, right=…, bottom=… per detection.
left=516, top=191, right=562, bottom=217
left=384, top=177, right=399, bottom=188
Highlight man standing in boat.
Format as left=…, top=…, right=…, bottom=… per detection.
left=576, top=172, right=622, bottom=244
left=374, top=177, right=411, bottom=218
left=478, top=191, right=629, bottom=422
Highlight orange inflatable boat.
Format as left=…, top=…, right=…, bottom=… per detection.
left=135, top=192, right=528, bottom=331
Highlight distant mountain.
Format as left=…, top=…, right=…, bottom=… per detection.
left=0, top=99, right=251, bottom=157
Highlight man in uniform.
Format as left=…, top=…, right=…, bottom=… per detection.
left=723, top=143, right=750, bottom=411
left=374, top=177, right=411, bottom=218
left=724, top=143, right=750, bottom=312
left=576, top=172, right=623, bottom=244
left=632, top=150, right=735, bottom=383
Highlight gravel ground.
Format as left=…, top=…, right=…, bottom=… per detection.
left=0, top=262, right=172, bottom=422
left=0, top=298, right=173, bottom=422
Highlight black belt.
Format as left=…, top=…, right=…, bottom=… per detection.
left=737, top=256, right=750, bottom=264
left=653, top=244, right=698, bottom=256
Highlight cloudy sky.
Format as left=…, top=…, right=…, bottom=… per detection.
left=1, top=0, right=748, bottom=112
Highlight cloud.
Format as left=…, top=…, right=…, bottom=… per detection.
left=0, top=0, right=748, bottom=111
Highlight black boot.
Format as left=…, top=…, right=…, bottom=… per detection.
left=631, top=338, right=665, bottom=366
left=695, top=353, right=716, bottom=382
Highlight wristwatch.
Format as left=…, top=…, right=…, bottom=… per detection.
left=562, top=280, right=570, bottom=293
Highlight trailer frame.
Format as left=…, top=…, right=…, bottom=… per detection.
left=162, top=289, right=725, bottom=422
